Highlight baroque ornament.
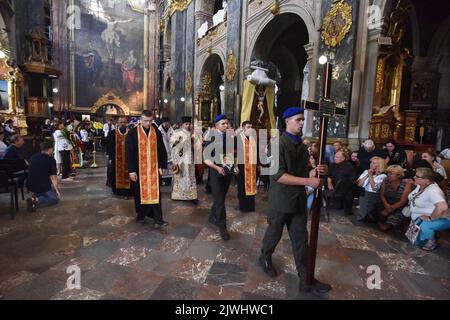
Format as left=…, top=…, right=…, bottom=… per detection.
left=202, top=73, right=212, bottom=95
left=225, top=50, right=238, bottom=82
left=321, top=0, right=353, bottom=48
left=91, top=92, right=130, bottom=115
left=168, top=0, right=193, bottom=17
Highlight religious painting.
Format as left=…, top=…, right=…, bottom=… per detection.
left=410, top=78, right=439, bottom=110
left=0, top=80, right=9, bottom=111
left=321, top=0, right=353, bottom=48
left=73, top=0, right=146, bottom=112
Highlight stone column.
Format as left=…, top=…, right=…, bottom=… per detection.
left=170, top=10, right=187, bottom=123
left=359, top=28, right=384, bottom=140
left=348, top=0, right=369, bottom=142
left=224, top=0, right=243, bottom=125
left=195, top=11, right=213, bottom=32
left=184, top=3, right=196, bottom=118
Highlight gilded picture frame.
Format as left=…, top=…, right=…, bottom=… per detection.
left=321, top=0, right=353, bottom=48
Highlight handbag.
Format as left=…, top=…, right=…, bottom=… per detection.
left=405, top=219, right=422, bottom=245
left=402, top=205, right=411, bottom=217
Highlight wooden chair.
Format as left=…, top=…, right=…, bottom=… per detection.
left=0, top=167, right=19, bottom=219
left=0, top=159, right=27, bottom=201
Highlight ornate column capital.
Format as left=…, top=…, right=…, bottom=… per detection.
left=304, top=42, right=315, bottom=60
left=243, top=66, right=252, bottom=78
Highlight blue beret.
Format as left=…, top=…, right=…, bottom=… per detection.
left=282, top=107, right=304, bottom=120
left=214, top=114, right=228, bottom=123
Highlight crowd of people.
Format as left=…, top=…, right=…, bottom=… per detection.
left=311, top=137, right=449, bottom=252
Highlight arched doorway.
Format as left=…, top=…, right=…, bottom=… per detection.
left=94, top=103, right=123, bottom=122
left=250, top=13, right=309, bottom=124
left=198, top=54, right=224, bottom=122
left=90, top=91, right=130, bottom=122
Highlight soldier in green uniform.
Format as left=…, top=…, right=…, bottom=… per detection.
left=259, top=107, right=332, bottom=294
left=204, top=114, right=239, bottom=241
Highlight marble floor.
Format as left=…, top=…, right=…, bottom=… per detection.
left=0, top=156, right=449, bottom=300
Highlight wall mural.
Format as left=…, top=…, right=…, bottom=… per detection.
left=74, top=0, right=146, bottom=113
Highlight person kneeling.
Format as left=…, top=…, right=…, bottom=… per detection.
left=26, top=141, right=61, bottom=212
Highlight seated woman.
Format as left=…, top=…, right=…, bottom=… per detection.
left=378, top=165, right=413, bottom=231
left=421, top=151, right=448, bottom=196
left=326, top=150, right=356, bottom=215
left=356, top=156, right=387, bottom=222
left=408, top=167, right=450, bottom=251
left=421, top=151, right=448, bottom=180
left=385, top=139, right=408, bottom=170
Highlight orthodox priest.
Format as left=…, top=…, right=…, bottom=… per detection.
left=236, top=121, right=258, bottom=212
left=106, top=116, right=132, bottom=198
left=126, top=110, right=168, bottom=228
left=170, top=116, right=198, bottom=204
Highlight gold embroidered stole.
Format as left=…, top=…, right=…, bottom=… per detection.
left=241, top=132, right=257, bottom=196
left=115, top=129, right=130, bottom=190
left=137, top=125, right=160, bottom=204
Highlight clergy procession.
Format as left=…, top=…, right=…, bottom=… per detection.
left=101, top=106, right=333, bottom=295
left=1, top=0, right=450, bottom=304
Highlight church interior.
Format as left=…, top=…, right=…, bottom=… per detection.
left=0, top=0, right=449, bottom=302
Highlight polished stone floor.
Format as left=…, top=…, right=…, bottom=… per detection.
left=0, top=155, right=449, bottom=300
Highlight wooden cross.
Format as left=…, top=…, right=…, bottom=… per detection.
left=301, top=61, right=346, bottom=287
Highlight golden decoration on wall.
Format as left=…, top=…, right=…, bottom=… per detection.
left=186, top=72, right=192, bottom=94
left=170, top=77, right=175, bottom=96
left=375, top=59, right=384, bottom=94
left=321, top=0, right=353, bottom=48
left=0, top=58, right=14, bottom=114
left=168, top=0, right=193, bottom=17
left=160, top=19, right=165, bottom=32
left=270, top=0, right=280, bottom=16
left=225, top=50, right=238, bottom=82
left=202, top=73, right=212, bottom=95
left=91, top=92, right=130, bottom=115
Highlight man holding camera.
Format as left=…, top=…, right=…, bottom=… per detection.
left=204, top=114, right=239, bottom=241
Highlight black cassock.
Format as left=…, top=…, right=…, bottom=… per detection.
left=106, top=128, right=132, bottom=197
left=125, top=124, right=167, bottom=221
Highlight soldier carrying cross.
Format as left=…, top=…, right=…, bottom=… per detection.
left=259, top=56, right=344, bottom=294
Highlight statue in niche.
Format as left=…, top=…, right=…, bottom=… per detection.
left=247, top=65, right=276, bottom=130
left=255, top=85, right=266, bottom=125
left=301, top=63, right=310, bottom=102
left=213, top=1, right=228, bottom=27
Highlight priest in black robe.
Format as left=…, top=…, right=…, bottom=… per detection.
left=126, top=110, right=168, bottom=227
left=106, top=116, right=132, bottom=198
left=236, top=121, right=259, bottom=212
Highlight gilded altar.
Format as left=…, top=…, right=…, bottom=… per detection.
left=369, top=105, right=402, bottom=144
left=370, top=0, right=414, bottom=144
left=0, top=57, right=28, bottom=135
left=195, top=73, right=217, bottom=128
